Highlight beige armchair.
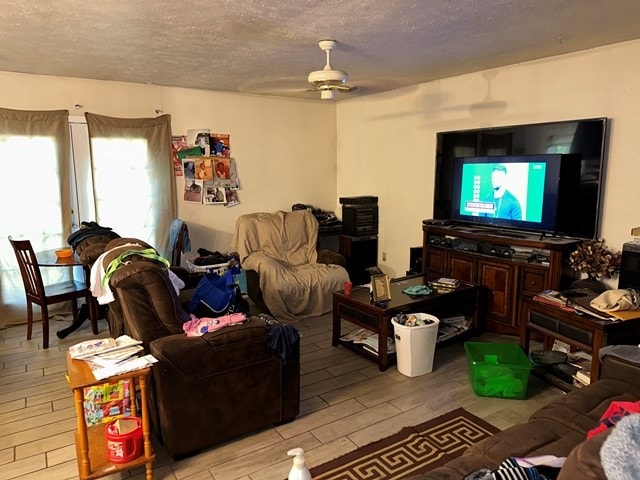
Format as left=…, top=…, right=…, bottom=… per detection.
left=231, top=210, right=349, bottom=321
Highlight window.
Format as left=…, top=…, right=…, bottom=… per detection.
left=1, top=111, right=175, bottom=327
left=0, top=109, right=71, bottom=323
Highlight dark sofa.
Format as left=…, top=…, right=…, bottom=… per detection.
left=413, top=346, right=640, bottom=479
left=107, top=256, right=300, bottom=458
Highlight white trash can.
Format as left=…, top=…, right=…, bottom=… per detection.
left=391, top=313, right=440, bottom=377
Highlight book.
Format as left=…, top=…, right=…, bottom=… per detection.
left=83, top=378, right=132, bottom=426
left=532, top=294, right=575, bottom=312
left=573, top=369, right=591, bottom=386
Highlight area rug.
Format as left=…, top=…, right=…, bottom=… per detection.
left=309, top=408, right=499, bottom=480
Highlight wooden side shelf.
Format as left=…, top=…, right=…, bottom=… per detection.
left=66, top=354, right=155, bottom=480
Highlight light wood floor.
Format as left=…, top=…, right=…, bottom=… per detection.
left=0, top=314, right=563, bottom=480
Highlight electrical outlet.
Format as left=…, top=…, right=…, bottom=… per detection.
left=382, top=252, right=387, bottom=261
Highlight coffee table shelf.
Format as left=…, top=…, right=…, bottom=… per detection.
left=332, top=274, right=481, bottom=371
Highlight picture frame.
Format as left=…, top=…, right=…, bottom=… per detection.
left=371, top=274, right=391, bottom=302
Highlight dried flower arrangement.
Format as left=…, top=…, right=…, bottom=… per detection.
left=569, top=238, right=621, bottom=279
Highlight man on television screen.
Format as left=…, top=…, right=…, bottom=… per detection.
left=484, top=164, right=522, bottom=220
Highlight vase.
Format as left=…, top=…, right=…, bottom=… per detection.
left=570, top=277, right=608, bottom=294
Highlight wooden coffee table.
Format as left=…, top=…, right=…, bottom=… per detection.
left=332, top=274, right=481, bottom=371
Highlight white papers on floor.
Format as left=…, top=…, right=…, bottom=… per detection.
left=92, top=354, right=158, bottom=380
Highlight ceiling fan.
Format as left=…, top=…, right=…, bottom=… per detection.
left=307, top=40, right=359, bottom=100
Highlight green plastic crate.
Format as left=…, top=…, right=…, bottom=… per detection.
left=464, top=342, right=533, bottom=399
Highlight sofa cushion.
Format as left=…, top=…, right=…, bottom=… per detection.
left=531, top=378, right=640, bottom=433
left=149, top=319, right=281, bottom=378
left=556, top=428, right=610, bottom=480
left=110, top=261, right=188, bottom=347
left=416, top=418, right=587, bottom=479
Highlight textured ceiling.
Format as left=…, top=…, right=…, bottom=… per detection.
left=1, top=0, right=640, bottom=100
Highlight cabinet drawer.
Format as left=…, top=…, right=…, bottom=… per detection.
left=520, top=269, right=547, bottom=295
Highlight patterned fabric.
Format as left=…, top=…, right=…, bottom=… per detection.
left=310, top=408, right=498, bottom=480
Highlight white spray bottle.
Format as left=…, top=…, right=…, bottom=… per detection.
left=287, top=447, right=312, bottom=480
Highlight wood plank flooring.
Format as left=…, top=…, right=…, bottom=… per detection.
left=0, top=314, right=563, bottom=480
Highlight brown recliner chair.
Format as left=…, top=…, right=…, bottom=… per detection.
left=107, top=257, right=300, bottom=458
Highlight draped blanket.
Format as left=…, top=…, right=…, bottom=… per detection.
left=231, top=210, right=349, bottom=321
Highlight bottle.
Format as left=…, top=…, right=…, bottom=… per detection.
left=287, top=447, right=311, bottom=480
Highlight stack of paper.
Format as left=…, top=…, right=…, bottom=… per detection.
left=69, top=335, right=142, bottom=359
left=69, top=335, right=156, bottom=379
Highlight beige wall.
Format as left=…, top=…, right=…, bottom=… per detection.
left=0, top=72, right=337, bottom=256
left=337, top=39, right=640, bottom=279
left=2, top=38, right=639, bottom=277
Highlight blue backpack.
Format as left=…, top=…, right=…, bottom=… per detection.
left=187, top=267, right=249, bottom=317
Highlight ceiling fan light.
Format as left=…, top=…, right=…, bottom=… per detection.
left=320, top=89, right=336, bottom=100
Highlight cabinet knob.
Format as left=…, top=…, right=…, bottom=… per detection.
left=530, top=280, right=537, bottom=285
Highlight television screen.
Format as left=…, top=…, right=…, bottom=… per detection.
left=450, top=155, right=561, bottom=232
left=434, top=118, right=608, bottom=239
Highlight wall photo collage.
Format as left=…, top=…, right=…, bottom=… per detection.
left=172, top=129, right=240, bottom=207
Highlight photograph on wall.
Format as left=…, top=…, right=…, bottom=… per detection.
left=184, top=179, right=203, bottom=203
left=224, top=188, right=239, bottom=207
left=187, top=128, right=211, bottom=155
left=171, top=135, right=189, bottom=176
left=182, top=158, right=196, bottom=179
left=204, top=185, right=226, bottom=204
left=210, top=133, right=230, bottom=157
left=195, top=157, right=213, bottom=181
left=214, top=157, right=231, bottom=181
left=228, top=158, right=239, bottom=188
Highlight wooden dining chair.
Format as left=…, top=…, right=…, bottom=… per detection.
left=9, top=238, right=93, bottom=349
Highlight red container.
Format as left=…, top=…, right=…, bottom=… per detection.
left=105, top=417, right=142, bottom=463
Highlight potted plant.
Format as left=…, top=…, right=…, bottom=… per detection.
left=568, top=238, right=621, bottom=292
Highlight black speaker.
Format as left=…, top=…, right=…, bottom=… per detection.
left=339, top=235, right=378, bottom=286
left=408, top=246, right=422, bottom=274
left=619, top=242, right=640, bottom=290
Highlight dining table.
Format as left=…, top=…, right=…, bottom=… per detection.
left=36, top=248, right=102, bottom=339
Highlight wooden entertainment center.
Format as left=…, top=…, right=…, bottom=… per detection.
left=422, top=222, right=580, bottom=334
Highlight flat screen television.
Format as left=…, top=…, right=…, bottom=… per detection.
left=450, top=155, right=562, bottom=233
left=434, top=118, right=608, bottom=239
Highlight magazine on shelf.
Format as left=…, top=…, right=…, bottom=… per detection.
left=340, top=327, right=375, bottom=343
left=437, top=315, right=471, bottom=342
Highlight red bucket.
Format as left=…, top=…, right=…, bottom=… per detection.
left=105, top=417, right=142, bottom=463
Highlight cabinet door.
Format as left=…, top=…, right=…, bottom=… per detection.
left=479, top=260, right=514, bottom=328
left=519, top=266, right=548, bottom=296
left=448, top=252, right=476, bottom=283
left=425, top=247, right=445, bottom=276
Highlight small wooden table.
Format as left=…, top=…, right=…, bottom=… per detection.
left=520, top=299, right=640, bottom=383
left=66, top=354, right=155, bottom=480
left=332, top=274, right=481, bottom=371
left=37, top=249, right=101, bottom=339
